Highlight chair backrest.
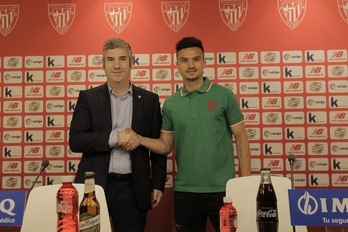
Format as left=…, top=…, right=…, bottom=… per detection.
left=21, top=183, right=111, bottom=232
left=226, top=175, right=308, bottom=232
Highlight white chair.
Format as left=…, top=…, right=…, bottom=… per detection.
left=226, top=175, right=308, bottom=232
left=21, top=183, right=112, bottom=232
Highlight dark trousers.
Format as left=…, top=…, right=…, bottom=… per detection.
left=106, top=178, right=147, bottom=232
left=174, top=191, right=225, bottom=232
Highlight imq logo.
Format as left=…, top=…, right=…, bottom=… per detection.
left=299, top=190, right=345, bottom=213
left=0, top=191, right=26, bottom=226
left=289, top=189, right=348, bottom=226
left=0, top=198, right=16, bottom=216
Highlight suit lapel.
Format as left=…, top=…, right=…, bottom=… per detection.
left=98, top=84, right=112, bottom=130
left=132, top=85, right=143, bottom=132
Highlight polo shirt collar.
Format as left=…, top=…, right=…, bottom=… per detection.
left=180, top=77, right=212, bottom=97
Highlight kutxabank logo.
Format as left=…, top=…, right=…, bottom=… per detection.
left=0, top=5, right=19, bottom=36
left=48, top=4, right=76, bottom=35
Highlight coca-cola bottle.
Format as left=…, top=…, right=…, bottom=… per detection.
left=220, top=197, right=238, bottom=232
left=56, top=176, right=79, bottom=232
left=256, top=168, right=278, bottom=232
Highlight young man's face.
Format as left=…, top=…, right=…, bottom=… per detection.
left=176, top=47, right=206, bottom=82
left=103, top=47, right=132, bottom=85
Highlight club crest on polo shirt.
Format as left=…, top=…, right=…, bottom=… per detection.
left=206, top=100, right=217, bottom=111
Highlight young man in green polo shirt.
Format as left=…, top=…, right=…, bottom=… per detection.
left=124, top=37, right=251, bottom=232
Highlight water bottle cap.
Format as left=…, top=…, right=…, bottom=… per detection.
left=61, top=176, right=75, bottom=183
left=223, top=197, right=233, bottom=203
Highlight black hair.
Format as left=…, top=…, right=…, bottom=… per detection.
left=175, top=37, right=204, bottom=54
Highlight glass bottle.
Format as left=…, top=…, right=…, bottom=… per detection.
left=256, top=168, right=278, bottom=232
left=79, top=171, right=100, bottom=232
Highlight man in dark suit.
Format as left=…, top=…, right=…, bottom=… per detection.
left=69, top=38, right=167, bottom=232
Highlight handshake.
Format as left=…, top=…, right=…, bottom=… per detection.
left=117, top=128, right=141, bottom=151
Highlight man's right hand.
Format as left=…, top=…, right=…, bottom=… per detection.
left=117, top=128, right=140, bottom=151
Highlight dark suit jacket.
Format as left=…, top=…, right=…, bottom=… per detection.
left=69, top=83, right=167, bottom=211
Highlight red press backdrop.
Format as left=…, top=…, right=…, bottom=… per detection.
left=0, top=0, right=348, bottom=232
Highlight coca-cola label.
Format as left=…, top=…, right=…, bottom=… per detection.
left=257, top=209, right=278, bottom=218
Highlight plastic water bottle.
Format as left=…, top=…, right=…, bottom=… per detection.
left=220, top=196, right=238, bottom=232
left=57, top=176, right=79, bottom=232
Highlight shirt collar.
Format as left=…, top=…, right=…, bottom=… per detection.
left=107, top=82, right=133, bottom=97
left=180, top=77, right=212, bottom=97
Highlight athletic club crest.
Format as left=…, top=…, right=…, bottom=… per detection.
left=206, top=100, right=217, bottom=111
left=0, top=5, right=19, bottom=36
left=219, top=0, right=247, bottom=31
left=104, top=3, right=132, bottom=34
left=161, top=1, right=189, bottom=33
left=278, top=0, right=307, bottom=30
left=48, top=4, right=76, bottom=35
left=338, top=0, right=348, bottom=24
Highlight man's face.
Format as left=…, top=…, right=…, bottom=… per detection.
left=103, top=47, right=131, bottom=85
left=176, top=47, right=206, bottom=82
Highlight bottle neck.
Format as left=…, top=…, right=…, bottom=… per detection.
left=84, top=177, right=96, bottom=194
left=84, top=191, right=96, bottom=198
left=260, top=170, right=272, bottom=184
left=61, top=182, right=73, bottom=187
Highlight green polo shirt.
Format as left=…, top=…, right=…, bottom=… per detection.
left=162, top=78, right=244, bottom=193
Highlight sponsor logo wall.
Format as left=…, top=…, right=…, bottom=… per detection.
left=1, top=0, right=348, bottom=196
